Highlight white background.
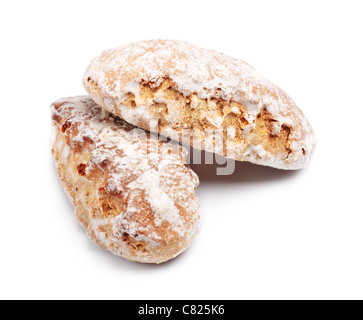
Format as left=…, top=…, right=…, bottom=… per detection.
left=1, top=0, right=362, bottom=300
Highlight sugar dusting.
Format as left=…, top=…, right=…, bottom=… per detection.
left=83, top=40, right=317, bottom=170
left=51, top=96, right=203, bottom=262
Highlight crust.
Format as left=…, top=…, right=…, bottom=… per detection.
left=51, top=96, right=203, bottom=264
left=83, top=39, right=316, bottom=170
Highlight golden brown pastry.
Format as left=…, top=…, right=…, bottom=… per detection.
left=83, top=39, right=316, bottom=170
left=51, top=96, right=203, bottom=264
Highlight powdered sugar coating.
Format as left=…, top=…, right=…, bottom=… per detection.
left=83, top=40, right=316, bottom=169
left=51, top=96, right=203, bottom=263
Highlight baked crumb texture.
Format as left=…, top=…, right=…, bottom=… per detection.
left=84, top=39, right=317, bottom=170
left=51, top=96, right=203, bottom=264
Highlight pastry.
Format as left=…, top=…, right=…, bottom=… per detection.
left=51, top=96, right=203, bottom=264
left=83, top=39, right=316, bottom=170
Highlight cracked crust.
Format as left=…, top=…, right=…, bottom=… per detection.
left=83, top=39, right=316, bottom=169
left=51, top=96, right=203, bottom=264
